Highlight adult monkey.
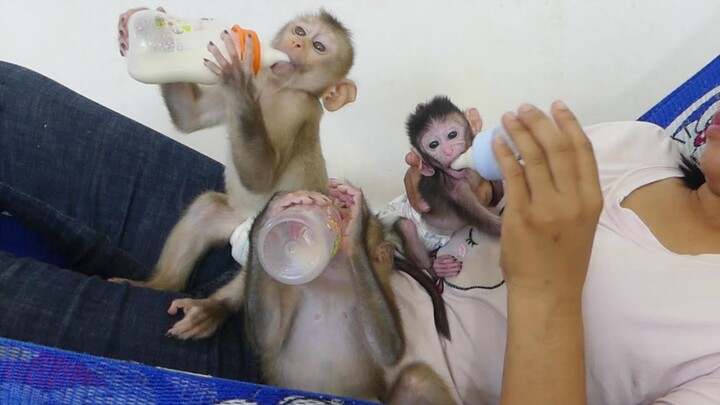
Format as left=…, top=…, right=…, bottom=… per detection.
left=168, top=179, right=455, bottom=404
left=114, top=8, right=357, bottom=292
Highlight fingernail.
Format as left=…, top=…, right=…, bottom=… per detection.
left=203, top=58, right=209, bottom=63
left=555, top=100, right=569, bottom=110
left=209, top=41, right=214, bottom=46
left=223, top=29, right=229, bottom=34
left=519, top=103, right=535, bottom=113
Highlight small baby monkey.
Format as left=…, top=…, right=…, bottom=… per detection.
left=171, top=180, right=455, bottom=404
left=390, top=96, right=502, bottom=278
left=114, top=9, right=357, bottom=293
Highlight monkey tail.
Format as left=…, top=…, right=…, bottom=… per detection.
left=394, top=256, right=451, bottom=340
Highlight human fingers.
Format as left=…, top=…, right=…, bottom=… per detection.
left=515, top=103, right=579, bottom=195
left=405, top=150, right=421, bottom=167
left=494, top=112, right=529, bottom=208
left=464, top=107, right=483, bottom=135
left=550, top=100, right=602, bottom=207
left=404, top=167, right=430, bottom=213
left=501, top=105, right=557, bottom=201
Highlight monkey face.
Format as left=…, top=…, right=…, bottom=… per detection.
left=270, top=14, right=353, bottom=94
left=420, top=113, right=472, bottom=178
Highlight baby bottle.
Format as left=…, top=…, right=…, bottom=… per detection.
left=125, top=9, right=290, bottom=85
left=256, top=205, right=342, bottom=285
left=451, top=126, right=520, bottom=181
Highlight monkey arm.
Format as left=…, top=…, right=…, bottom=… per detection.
left=244, top=259, right=301, bottom=354
left=348, top=248, right=405, bottom=366
left=161, top=83, right=226, bottom=133
left=451, top=180, right=502, bottom=236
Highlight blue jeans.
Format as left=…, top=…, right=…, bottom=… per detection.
left=0, top=61, right=260, bottom=382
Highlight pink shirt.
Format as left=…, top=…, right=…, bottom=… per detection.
left=390, top=121, right=720, bottom=405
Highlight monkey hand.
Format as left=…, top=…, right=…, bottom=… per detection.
left=118, top=7, right=166, bottom=57
left=166, top=297, right=230, bottom=340
left=328, top=179, right=366, bottom=250
left=432, top=255, right=462, bottom=278
left=205, top=29, right=258, bottom=98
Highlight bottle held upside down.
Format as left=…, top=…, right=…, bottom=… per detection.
left=256, top=205, right=342, bottom=285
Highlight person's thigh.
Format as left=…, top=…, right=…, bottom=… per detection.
left=0, top=251, right=259, bottom=382
left=0, top=61, right=226, bottom=268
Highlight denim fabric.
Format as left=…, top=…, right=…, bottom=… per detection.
left=0, top=61, right=259, bottom=382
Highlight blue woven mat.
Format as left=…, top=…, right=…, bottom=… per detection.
left=0, top=337, right=374, bottom=405
left=0, top=55, right=719, bottom=404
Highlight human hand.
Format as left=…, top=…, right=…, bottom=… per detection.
left=494, top=101, right=602, bottom=301
left=118, top=7, right=166, bottom=57
left=403, top=107, right=485, bottom=214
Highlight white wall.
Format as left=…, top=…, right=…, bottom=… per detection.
left=2, top=0, right=719, bottom=208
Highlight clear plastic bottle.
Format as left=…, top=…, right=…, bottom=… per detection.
left=125, top=9, right=290, bottom=85
left=256, top=205, right=342, bottom=285
left=451, top=126, right=520, bottom=181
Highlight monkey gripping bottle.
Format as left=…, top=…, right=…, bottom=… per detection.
left=451, top=125, right=520, bottom=181
left=256, top=205, right=342, bottom=285
left=125, top=9, right=290, bottom=84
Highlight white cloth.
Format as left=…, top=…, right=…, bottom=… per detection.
left=229, top=215, right=255, bottom=267
left=377, top=194, right=453, bottom=251
left=392, top=121, right=720, bottom=405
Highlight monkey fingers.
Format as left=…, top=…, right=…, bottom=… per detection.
left=432, top=255, right=462, bottom=278
left=328, top=179, right=360, bottom=209
left=277, top=191, right=331, bottom=210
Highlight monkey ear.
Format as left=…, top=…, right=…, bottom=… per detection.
left=411, top=147, right=435, bottom=176
left=322, top=78, right=357, bottom=112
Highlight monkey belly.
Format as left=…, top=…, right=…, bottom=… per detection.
left=273, top=299, right=384, bottom=399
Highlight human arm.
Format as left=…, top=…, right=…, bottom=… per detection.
left=496, top=101, right=602, bottom=405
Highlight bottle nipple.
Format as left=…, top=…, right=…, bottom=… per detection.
left=451, top=148, right=475, bottom=171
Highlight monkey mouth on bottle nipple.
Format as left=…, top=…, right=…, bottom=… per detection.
left=447, top=167, right=469, bottom=179
left=270, top=61, right=294, bottom=76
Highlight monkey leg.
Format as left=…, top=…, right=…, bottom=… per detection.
left=385, top=362, right=456, bottom=405
left=138, top=191, right=241, bottom=292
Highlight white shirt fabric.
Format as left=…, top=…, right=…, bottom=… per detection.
left=378, top=194, right=454, bottom=251
left=390, top=121, right=720, bottom=405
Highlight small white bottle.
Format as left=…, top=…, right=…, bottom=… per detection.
left=451, top=126, right=520, bottom=181
left=125, top=9, right=290, bottom=85
left=256, top=205, right=342, bottom=285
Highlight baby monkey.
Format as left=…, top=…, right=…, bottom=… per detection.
left=385, top=96, right=501, bottom=279
left=113, top=9, right=357, bottom=294
left=169, top=180, right=455, bottom=404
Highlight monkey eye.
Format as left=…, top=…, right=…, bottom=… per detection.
left=465, top=228, right=478, bottom=247
left=448, top=131, right=458, bottom=139
left=313, top=41, right=326, bottom=53
left=428, top=141, right=439, bottom=150
left=294, top=26, right=306, bottom=36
